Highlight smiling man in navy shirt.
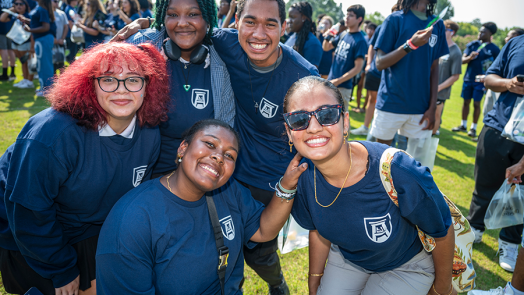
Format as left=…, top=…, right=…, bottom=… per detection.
left=371, top=0, right=448, bottom=146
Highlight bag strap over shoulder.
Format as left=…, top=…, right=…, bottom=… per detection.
left=206, top=193, right=229, bottom=295
left=378, top=147, right=436, bottom=252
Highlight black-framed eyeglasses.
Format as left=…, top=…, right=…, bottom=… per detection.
left=283, top=104, right=344, bottom=131
left=13, top=2, right=25, bottom=6
left=95, top=76, right=145, bottom=92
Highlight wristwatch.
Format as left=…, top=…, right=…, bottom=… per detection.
left=403, top=42, right=412, bottom=54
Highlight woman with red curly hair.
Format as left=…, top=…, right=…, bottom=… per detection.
left=0, top=42, right=169, bottom=295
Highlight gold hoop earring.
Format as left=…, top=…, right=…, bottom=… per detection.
left=343, top=131, right=348, bottom=139
left=289, top=140, right=293, bottom=153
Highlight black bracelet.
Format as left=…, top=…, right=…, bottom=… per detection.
left=147, top=16, right=151, bottom=27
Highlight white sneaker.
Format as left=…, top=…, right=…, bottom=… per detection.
left=20, top=79, right=35, bottom=88
left=351, top=125, right=369, bottom=136
left=13, top=79, right=27, bottom=87
left=498, top=239, right=519, bottom=272
left=468, top=282, right=513, bottom=295
left=472, top=227, right=484, bottom=243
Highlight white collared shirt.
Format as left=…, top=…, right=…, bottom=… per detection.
left=98, top=116, right=137, bottom=139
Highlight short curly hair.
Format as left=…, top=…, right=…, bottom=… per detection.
left=237, top=0, right=286, bottom=25
left=153, top=0, right=217, bottom=45
left=46, top=42, right=170, bottom=130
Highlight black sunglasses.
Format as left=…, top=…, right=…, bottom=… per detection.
left=13, top=2, right=25, bottom=5
left=283, top=104, right=344, bottom=131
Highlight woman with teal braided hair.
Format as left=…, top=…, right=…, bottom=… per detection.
left=125, top=0, right=235, bottom=178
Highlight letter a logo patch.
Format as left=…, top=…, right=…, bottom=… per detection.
left=132, top=165, right=148, bottom=187
left=364, top=213, right=392, bottom=243
left=191, top=89, right=209, bottom=109
left=259, top=98, right=279, bottom=119
left=220, top=215, right=235, bottom=240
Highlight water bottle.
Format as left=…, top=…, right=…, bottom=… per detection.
left=325, top=23, right=340, bottom=42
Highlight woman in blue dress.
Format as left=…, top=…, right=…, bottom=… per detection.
left=0, top=42, right=170, bottom=295
left=283, top=76, right=456, bottom=295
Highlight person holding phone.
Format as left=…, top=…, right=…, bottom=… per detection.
left=466, top=34, right=524, bottom=273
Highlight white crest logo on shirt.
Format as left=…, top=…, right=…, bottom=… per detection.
left=335, top=41, right=351, bottom=60
left=429, top=34, right=438, bottom=47
left=132, top=165, right=148, bottom=187
left=364, top=213, right=392, bottom=243
left=220, top=215, right=235, bottom=240
left=191, top=88, right=209, bottom=109
left=259, top=98, right=279, bottom=119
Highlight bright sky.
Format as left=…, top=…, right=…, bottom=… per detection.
left=335, top=0, right=524, bottom=30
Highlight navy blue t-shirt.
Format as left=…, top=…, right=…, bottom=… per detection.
left=0, top=108, right=160, bottom=288
left=318, top=34, right=334, bottom=75
left=27, top=0, right=37, bottom=10
left=0, top=0, right=14, bottom=35
left=154, top=60, right=214, bottom=175
left=375, top=11, right=449, bottom=114
left=484, top=35, right=524, bottom=132
left=463, top=40, right=501, bottom=82
left=96, top=178, right=264, bottom=295
left=367, top=25, right=382, bottom=78
left=284, top=32, right=323, bottom=67
left=211, top=29, right=318, bottom=191
left=83, top=10, right=106, bottom=47
left=291, top=141, right=451, bottom=272
left=30, top=6, right=56, bottom=39
left=327, top=31, right=368, bottom=89
left=141, top=9, right=152, bottom=18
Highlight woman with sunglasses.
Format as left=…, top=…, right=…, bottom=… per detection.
left=0, top=0, right=34, bottom=88
left=96, top=119, right=307, bottom=294
left=0, top=42, right=169, bottom=295
left=283, top=76, right=456, bottom=295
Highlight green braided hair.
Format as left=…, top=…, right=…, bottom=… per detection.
left=152, top=0, right=218, bottom=45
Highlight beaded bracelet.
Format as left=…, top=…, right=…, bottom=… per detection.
left=275, top=186, right=296, bottom=203
left=277, top=177, right=297, bottom=194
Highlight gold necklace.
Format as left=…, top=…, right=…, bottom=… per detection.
left=314, top=143, right=352, bottom=208
left=166, top=170, right=176, bottom=193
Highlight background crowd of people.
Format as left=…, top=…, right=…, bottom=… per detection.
left=1, top=0, right=524, bottom=294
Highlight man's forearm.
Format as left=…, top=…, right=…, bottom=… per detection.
left=429, top=60, right=439, bottom=109
left=322, top=39, right=334, bottom=51
left=337, top=65, right=361, bottom=84
left=485, top=74, right=509, bottom=92
left=438, top=74, right=459, bottom=92
left=367, top=44, right=375, bottom=66
left=376, top=47, right=407, bottom=71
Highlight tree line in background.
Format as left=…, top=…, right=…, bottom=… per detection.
left=283, top=0, right=519, bottom=51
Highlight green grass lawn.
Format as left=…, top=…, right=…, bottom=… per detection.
left=0, top=62, right=517, bottom=294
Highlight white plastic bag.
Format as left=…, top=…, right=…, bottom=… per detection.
left=406, top=137, right=439, bottom=171
left=278, top=216, right=309, bottom=254
left=70, top=24, right=85, bottom=44
left=484, top=180, right=524, bottom=230
left=6, top=19, right=31, bottom=45
left=502, top=96, right=524, bottom=145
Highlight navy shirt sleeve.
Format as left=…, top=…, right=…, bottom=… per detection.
left=231, top=180, right=265, bottom=245
left=5, top=139, right=79, bottom=288
left=291, top=160, right=316, bottom=231
left=374, top=14, right=399, bottom=54
left=391, top=153, right=452, bottom=238
left=330, top=34, right=340, bottom=48
left=130, top=13, right=140, bottom=21
left=354, top=37, right=368, bottom=60
left=303, top=32, right=323, bottom=67
left=433, top=21, right=449, bottom=61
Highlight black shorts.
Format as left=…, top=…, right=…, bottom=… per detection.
left=0, top=235, right=98, bottom=295
left=364, top=73, right=381, bottom=91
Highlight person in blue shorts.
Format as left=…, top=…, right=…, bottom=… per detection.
left=466, top=35, right=524, bottom=273
left=19, top=0, right=56, bottom=96
left=0, top=42, right=170, bottom=295
left=372, top=0, right=448, bottom=147
left=452, top=22, right=500, bottom=139
left=112, top=0, right=318, bottom=291
left=284, top=1, right=322, bottom=67
left=283, top=76, right=455, bottom=295
left=322, top=4, right=368, bottom=111
left=124, top=0, right=235, bottom=178
left=96, top=119, right=307, bottom=295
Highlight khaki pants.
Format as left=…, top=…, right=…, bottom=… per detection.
left=317, top=244, right=435, bottom=295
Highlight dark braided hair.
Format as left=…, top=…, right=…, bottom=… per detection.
left=397, top=0, right=435, bottom=17
left=290, top=2, right=315, bottom=56
left=153, top=0, right=217, bottom=45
